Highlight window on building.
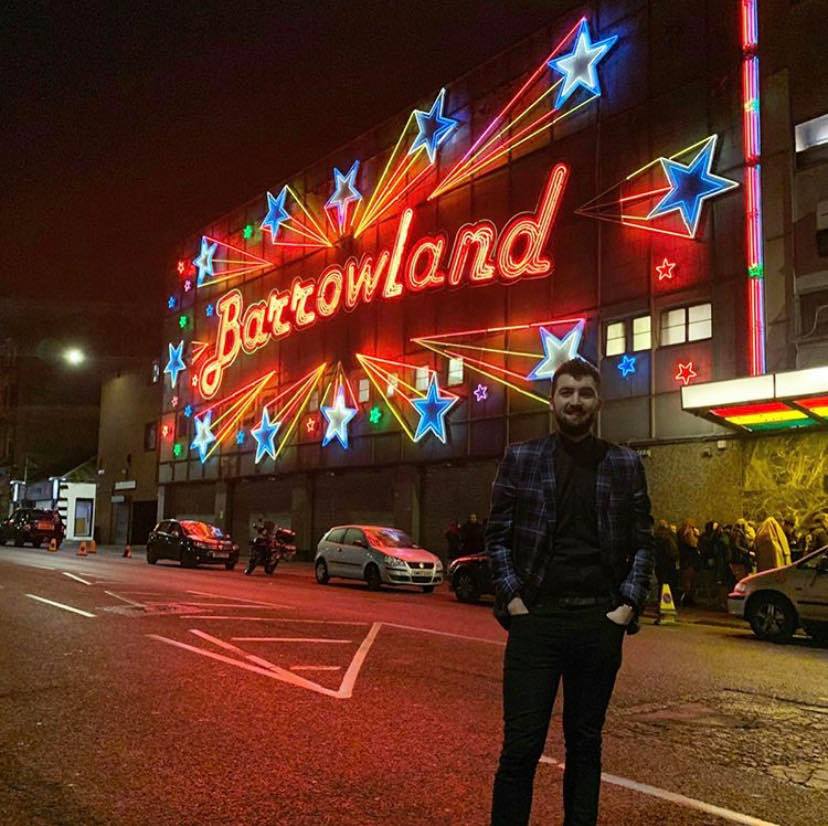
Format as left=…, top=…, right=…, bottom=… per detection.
left=687, top=303, right=713, bottom=341
left=605, top=321, right=626, bottom=356
left=144, top=421, right=158, bottom=452
left=176, top=413, right=189, bottom=439
left=308, top=391, right=319, bottom=412
left=447, top=357, right=464, bottom=386
left=632, top=315, right=652, bottom=351
left=358, top=378, right=370, bottom=403
left=800, top=289, right=828, bottom=338
left=386, top=374, right=398, bottom=397
left=660, top=308, right=687, bottom=346
left=74, top=499, right=94, bottom=539
left=414, top=365, right=430, bottom=392
left=795, top=113, right=828, bottom=152
left=150, top=359, right=160, bottom=384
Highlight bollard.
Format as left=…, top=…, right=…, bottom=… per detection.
left=654, top=583, right=677, bottom=625
left=88, top=540, right=97, bottom=554
left=123, top=545, right=132, bottom=558
left=48, top=538, right=58, bottom=552
left=77, top=541, right=88, bottom=557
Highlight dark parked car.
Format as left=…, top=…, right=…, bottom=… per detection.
left=146, top=519, right=239, bottom=569
left=1, top=508, right=65, bottom=548
left=448, top=552, right=494, bottom=603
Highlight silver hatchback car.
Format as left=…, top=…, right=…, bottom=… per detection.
left=314, top=525, right=444, bottom=592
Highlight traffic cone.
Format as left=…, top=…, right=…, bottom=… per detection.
left=655, top=583, right=677, bottom=625
left=88, top=540, right=97, bottom=554
left=123, top=545, right=132, bottom=558
left=48, top=538, right=58, bottom=552
left=77, top=541, right=88, bottom=557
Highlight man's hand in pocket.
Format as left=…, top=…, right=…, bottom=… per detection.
left=606, top=604, right=635, bottom=626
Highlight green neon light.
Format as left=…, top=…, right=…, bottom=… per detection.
left=748, top=263, right=764, bottom=278
left=173, top=442, right=183, bottom=457
left=368, top=405, right=383, bottom=425
left=178, top=315, right=188, bottom=329
left=242, top=224, right=254, bottom=240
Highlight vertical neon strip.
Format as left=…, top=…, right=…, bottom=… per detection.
left=741, top=0, right=766, bottom=375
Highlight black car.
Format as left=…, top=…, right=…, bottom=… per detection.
left=146, top=519, right=239, bottom=569
left=448, top=552, right=494, bottom=603
left=1, top=508, right=65, bottom=548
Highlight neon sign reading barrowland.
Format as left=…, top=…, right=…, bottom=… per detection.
left=198, top=163, right=569, bottom=398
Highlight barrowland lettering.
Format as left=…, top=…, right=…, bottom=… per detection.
left=199, top=163, right=569, bottom=398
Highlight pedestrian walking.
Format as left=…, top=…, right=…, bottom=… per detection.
left=677, top=520, right=701, bottom=607
left=485, top=358, right=654, bottom=826
left=654, top=519, right=680, bottom=605
left=445, top=519, right=462, bottom=561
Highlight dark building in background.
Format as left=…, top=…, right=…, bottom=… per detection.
left=95, top=362, right=162, bottom=546
left=156, top=2, right=827, bottom=555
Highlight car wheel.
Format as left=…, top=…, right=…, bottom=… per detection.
left=14, top=533, right=26, bottom=548
left=421, top=585, right=435, bottom=594
left=180, top=548, right=198, bottom=569
left=454, top=570, right=480, bottom=603
left=365, top=563, right=382, bottom=591
left=147, top=548, right=157, bottom=565
left=315, top=558, right=329, bottom=584
left=747, top=593, right=796, bottom=643
left=225, top=559, right=238, bottom=571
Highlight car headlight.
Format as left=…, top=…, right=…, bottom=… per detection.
left=384, top=555, right=407, bottom=569
left=435, top=560, right=443, bottom=571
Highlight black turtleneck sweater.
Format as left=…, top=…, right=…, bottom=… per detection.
left=539, top=434, right=613, bottom=598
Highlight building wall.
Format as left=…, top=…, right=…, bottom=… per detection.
left=96, top=367, right=161, bottom=544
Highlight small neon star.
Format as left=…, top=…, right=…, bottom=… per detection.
left=305, top=417, right=317, bottom=434
left=170, top=395, right=179, bottom=408
left=368, top=406, right=383, bottom=425
left=163, top=341, right=186, bottom=389
left=183, top=404, right=193, bottom=418
left=617, top=355, right=637, bottom=378
left=473, top=383, right=488, bottom=402
left=167, top=295, right=177, bottom=310
left=206, top=304, right=214, bottom=318
left=412, top=374, right=458, bottom=443
left=242, top=224, right=254, bottom=240
left=674, top=361, right=698, bottom=386
left=183, top=279, right=193, bottom=293
left=326, top=161, right=362, bottom=231
left=235, top=429, right=246, bottom=446
left=192, top=237, right=218, bottom=285
left=656, top=258, right=676, bottom=280
left=261, top=188, right=290, bottom=244
left=177, top=260, right=186, bottom=275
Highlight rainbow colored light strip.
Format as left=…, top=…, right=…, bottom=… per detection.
left=741, top=0, right=766, bottom=376
left=681, top=368, right=828, bottom=433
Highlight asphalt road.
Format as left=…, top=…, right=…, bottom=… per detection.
left=1, top=545, right=827, bottom=826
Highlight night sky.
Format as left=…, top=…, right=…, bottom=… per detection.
left=2, top=0, right=568, bottom=338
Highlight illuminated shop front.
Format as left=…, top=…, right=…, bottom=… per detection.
left=158, top=3, right=782, bottom=552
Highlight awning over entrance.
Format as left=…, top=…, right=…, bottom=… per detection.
left=680, top=366, right=828, bottom=433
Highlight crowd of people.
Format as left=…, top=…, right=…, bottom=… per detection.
left=655, top=511, right=828, bottom=609
left=445, top=513, right=487, bottom=560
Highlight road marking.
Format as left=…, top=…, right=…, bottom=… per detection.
left=105, top=590, right=146, bottom=608
left=338, top=622, right=382, bottom=699
left=25, top=594, right=96, bottom=618
left=148, top=634, right=342, bottom=698
left=61, top=572, right=93, bottom=585
left=178, top=616, right=367, bottom=624
left=539, top=756, right=780, bottom=826
left=290, top=665, right=342, bottom=672
left=382, top=622, right=504, bottom=646
left=178, top=602, right=296, bottom=609
left=189, top=629, right=249, bottom=654
left=186, top=590, right=295, bottom=609
left=230, top=637, right=352, bottom=644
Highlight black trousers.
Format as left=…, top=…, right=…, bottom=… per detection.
left=491, top=602, right=625, bottom=826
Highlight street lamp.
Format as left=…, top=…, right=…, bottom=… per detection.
left=63, top=347, right=86, bottom=366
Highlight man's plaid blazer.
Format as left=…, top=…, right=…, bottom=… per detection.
left=484, top=433, right=654, bottom=634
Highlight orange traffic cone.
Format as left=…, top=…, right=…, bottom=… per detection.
left=48, top=538, right=58, bottom=552
left=654, top=583, right=677, bottom=625
left=88, top=540, right=97, bottom=554
left=123, top=545, right=132, bottom=558
left=77, top=541, right=88, bottom=557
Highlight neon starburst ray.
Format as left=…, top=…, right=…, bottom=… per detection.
left=429, top=17, right=611, bottom=201
left=355, top=354, right=459, bottom=443
left=260, top=185, right=334, bottom=250
left=194, top=235, right=273, bottom=289
left=575, top=135, right=738, bottom=239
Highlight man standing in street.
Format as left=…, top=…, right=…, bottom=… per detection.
left=485, top=358, right=654, bottom=826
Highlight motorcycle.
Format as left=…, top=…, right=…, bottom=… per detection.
left=244, top=525, right=297, bottom=575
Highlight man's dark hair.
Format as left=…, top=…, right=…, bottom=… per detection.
left=550, top=358, right=601, bottom=396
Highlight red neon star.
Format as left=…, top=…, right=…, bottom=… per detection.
left=674, top=361, right=697, bottom=386
left=305, top=417, right=317, bottom=433
left=656, top=257, right=676, bottom=281
left=177, top=260, right=186, bottom=275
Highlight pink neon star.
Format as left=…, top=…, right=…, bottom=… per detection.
left=473, top=383, right=488, bottom=402
left=656, top=258, right=676, bottom=280
left=674, top=361, right=697, bottom=386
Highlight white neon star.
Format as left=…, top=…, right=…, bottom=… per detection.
left=548, top=20, right=617, bottom=108
left=321, top=387, right=357, bottom=449
left=191, top=412, right=216, bottom=463
left=526, top=321, right=585, bottom=381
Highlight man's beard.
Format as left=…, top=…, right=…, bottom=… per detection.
left=553, top=406, right=596, bottom=438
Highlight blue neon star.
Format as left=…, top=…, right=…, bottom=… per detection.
left=235, top=429, right=246, bottom=447
left=251, top=407, right=281, bottom=463
left=548, top=20, right=617, bottom=108
left=167, top=295, right=177, bottom=310
left=206, top=304, right=214, bottom=318
left=261, top=187, right=291, bottom=244
left=412, top=374, right=458, bottom=444
left=163, top=341, right=187, bottom=389
left=190, top=412, right=216, bottom=463
left=326, top=161, right=362, bottom=229
left=321, top=386, right=358, bottom=449
left=409, top=88, right=457, bottom=164
left=647, top=136, right=738, bottom=237
left=617, top=354, right=637, bottom=378
left=183, top=404, right=193, bottom=418
left=526, top=322, right=585, bottom=381
left=193, top=237, right=218, bottom=285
